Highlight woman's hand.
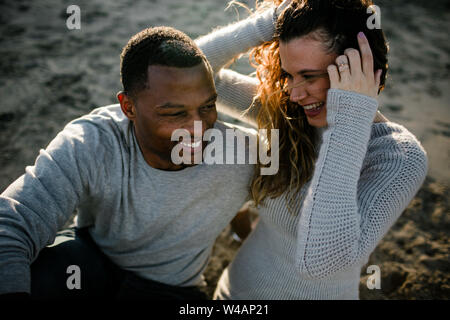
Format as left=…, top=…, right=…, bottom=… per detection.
left=327, top=32, right=382, bottom=99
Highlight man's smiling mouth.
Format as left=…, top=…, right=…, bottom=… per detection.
left=179, top=140, right=202, bottom=148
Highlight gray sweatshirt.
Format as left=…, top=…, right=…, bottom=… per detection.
left=0, top=105, right=254, bottom=294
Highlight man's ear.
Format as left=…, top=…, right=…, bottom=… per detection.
left=117, top=91, right=137, bottom=120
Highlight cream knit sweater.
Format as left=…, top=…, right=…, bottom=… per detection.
left=196, top=7, right=428, bottom=299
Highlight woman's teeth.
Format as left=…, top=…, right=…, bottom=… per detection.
left=302, top=102, right=324, bottom=110
left=180, top=140, right=202, bottom=148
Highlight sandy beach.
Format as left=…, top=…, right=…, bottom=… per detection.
left=0, top=0, right=448, bottom=299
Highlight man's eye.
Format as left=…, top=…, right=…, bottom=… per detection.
left=201, top=104, right=216, bottom=112
left=163, top=112, right=185, bottom=117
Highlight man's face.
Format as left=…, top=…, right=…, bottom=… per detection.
left=118, top=62, right=217, bottom=170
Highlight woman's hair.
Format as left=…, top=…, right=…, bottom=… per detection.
left=249, top=0, right=389, bottom=209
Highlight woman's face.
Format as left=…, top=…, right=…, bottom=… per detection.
left=279, top=36, right=338, bottom=128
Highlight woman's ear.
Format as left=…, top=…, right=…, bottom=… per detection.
left=117, top=91, right=137, bottom=120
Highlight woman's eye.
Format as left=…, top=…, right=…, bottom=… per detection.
left=303, top=75, right=316, bottom=81
left=304, top=73, right=327, bottom=82
left=302, top=75, right=321, bottom=84
left=281, top=71, right=292, bottom=79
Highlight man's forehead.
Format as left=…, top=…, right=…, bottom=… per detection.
left=146, top=63, right=212, bottom=89
left=134, top=63, right=215, bottom=108
left=155, top=93, right=218, bottom=109
left=136, top=84, right=217, bottom=110
left=147, top=63, right=210, bottom=79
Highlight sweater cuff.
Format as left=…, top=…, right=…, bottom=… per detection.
left=0, top=262, right=31, bottom=294
left=326, top=89, right=378, bottom=129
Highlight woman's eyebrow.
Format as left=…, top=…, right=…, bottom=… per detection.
left=281, top=68, right=326, bottom=76
left=281, top=67, right=324, bottom=75
left=299, top=69, right=324, bottom=74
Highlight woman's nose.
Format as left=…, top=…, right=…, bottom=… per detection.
left=289, top=85, right=308, bottom=104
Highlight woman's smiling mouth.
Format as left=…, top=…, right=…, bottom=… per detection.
left=302, top=101, right=325, bottom=117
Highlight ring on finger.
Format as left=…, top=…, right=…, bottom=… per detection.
left=338, top=62, right=349, bottom=72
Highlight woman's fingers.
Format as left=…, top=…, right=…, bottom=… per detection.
left=327, top=64, right=340, bottom=88
left=344, top=48, right=362, bottom=77
left=336, top=55, right=350, bottom=83
left=328, top=33, right=381, bottom=98
left=357, top=32, right=374, bottom=77
left=375, top=69, right=382, bottom=90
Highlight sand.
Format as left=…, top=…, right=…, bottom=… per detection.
left=0, top=0, right=448, bottom=299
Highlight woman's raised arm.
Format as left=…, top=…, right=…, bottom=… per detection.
left=295, top=35, right=428, bottom=278
left=295, top=88, right=427, bottom=279
left=195, top=1, right=290, bottom=124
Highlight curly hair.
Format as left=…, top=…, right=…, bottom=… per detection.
left=248, top=0, right=389, bottom=210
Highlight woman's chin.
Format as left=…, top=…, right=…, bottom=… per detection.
left=305, top=107, right=328, bottom=128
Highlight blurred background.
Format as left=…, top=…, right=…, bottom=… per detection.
left=0, top=0, right=448, bottom=299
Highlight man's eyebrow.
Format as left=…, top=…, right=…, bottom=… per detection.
left=156, top=102, right=184, bottom=109
left=202, top=93, right=218, bottom=105
left=156, top=93, right=218, bottom=109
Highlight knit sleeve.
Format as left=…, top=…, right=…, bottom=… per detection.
left=195, top=7, right=276, bottom=73
left=195, top=6, right=277, bottom=124
left=295, top=89, right=428, bottom=279
left=0, top=120, right=107, bottom=294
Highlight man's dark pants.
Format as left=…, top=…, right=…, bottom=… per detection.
left=30, top=228, right=208, bottom=300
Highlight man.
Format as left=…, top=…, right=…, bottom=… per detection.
left=0, top=26, right=254, bottom=299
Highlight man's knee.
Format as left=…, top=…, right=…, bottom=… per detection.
left=30, top=228, right=117, bottom=299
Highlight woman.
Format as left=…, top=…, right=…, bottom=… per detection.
left=196, top=0, right=428, bottom=299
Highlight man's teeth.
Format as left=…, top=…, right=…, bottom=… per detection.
left=180, top=140, right=202, bottom=148
left=302, top=102, right=324, bottom=110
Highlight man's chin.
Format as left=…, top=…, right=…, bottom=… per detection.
left=174, top=153, right=203, bottom=168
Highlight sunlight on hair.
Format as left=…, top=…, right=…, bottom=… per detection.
left=225, top=1, right=253, bottom=20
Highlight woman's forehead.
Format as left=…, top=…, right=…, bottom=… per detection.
left=279, top=37, right=337, bottom=72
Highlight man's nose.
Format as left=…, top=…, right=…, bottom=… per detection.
left=184, top=117, right=204, bottom=137
left=289, top=84, right=308, bottom=104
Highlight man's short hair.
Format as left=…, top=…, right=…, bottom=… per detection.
left=120, top=26, right=210, bottom=98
